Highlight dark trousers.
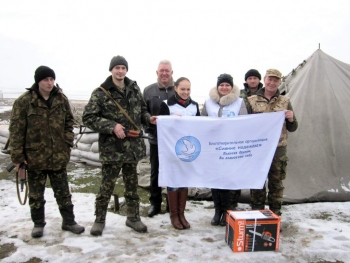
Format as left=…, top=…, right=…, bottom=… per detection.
left=149, top=143, right=162, bottom=206
left=28, top=168, right=76, bottom=226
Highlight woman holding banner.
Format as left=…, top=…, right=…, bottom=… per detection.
left=201, top=73, right=248, bottom=226
left=158, top=77, right=200, bottom=230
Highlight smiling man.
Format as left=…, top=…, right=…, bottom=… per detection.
left=248, top=69, right=298, bottom=217
left=83, top=56, right=157, bottom=235
left=143, top=60, right=175, bottom=217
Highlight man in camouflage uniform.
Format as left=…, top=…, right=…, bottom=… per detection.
left=248, top=69, right=298, bottom=216
left=9, top=66, right=85, bottom=238
left=143, top=60, right=175, bottom=217
left=83, top=56, right=157, bottom=235
left=241, top=69, right=263, bottom=107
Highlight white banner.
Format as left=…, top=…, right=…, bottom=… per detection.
left=157, top=112, right=285, bottom=189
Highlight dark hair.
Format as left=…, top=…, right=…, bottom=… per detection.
left=174, top=77, right=190, bottom=87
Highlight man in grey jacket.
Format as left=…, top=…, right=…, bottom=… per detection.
left=143, top=60, right=175, bottom=217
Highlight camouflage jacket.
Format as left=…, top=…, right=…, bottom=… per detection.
left=9, top=84, right=74, bottom=171
left=82, top=76, right=151, bottom=163
left=248, top=88, right=298, bottom=147
left=240, top=82, right=263, bottom=113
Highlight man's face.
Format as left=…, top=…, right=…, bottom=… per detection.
left=246, top=76, right=260, bottom=89
left=111, top=65, right=127, bottom=81
left=38, top=77, right=55, bottom=94
left=264, top=76, right=281, bottom=94
left=157, top=63, right=173, bottom=86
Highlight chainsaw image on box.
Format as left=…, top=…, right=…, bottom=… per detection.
left=249, top=229, right=275, bottom=242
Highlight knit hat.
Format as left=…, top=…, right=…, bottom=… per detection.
left=34, top=66, right=55, bottom=83
left=217, top=73, right=233, bottom=87
left=109, top=55, right=128, bottom=71
left=245, top=69, right=261, bottom=81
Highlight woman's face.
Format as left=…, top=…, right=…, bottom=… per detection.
left=217, top=82, right=232, bottom=96
left=175, top=80, right=191, bottom=100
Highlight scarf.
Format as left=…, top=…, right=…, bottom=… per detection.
left=175, top=92, right=191, bottom=107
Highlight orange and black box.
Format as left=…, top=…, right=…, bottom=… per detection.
left=225, top=209, right=281, bottom=252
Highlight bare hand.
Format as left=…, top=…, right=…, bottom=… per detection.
left=150, top=116, right=157, bottom=125
left=14, top=160, right=27, bottom=171
left=285, top=110, right=294, bottom=122
left=113, top=123, right=125, bottom=139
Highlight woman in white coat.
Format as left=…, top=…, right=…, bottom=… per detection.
left=201, top=73, right=248, bottom=226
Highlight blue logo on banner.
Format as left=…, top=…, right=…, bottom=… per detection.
left=175, top=136, right=201, bottom=162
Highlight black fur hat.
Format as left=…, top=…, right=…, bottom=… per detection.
left=217, top=73, right=233, bottom=87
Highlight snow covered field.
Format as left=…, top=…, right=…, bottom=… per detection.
left=1, top=180, right=350, bottom=263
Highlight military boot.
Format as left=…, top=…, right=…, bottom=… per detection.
left=90, top=205, right=108, bottom=236
left=31, top=226, right=45, bottom=238
left=62, top=224, right=85, bottom=234
left=90, top=222, right=106, bottom=236
left=250, top=189, right=266, bottom=210
left=126, top=205, right=147, bottom=233
left=269, top=201, right=283, bottom=216
left=31, top=207, right=46, bottom=238
left=211, top=189, right=222, bottom=226
left=60, top=204, right=85, bottom=234
left=230, top=190, right=241, bottom=209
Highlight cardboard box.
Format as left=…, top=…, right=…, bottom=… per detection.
left=225, top=209, right=281, bottom=252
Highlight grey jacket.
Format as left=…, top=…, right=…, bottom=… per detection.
left=143, top=82, right=175, bottom=144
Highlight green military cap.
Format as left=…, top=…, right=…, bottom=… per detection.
left=265, top=69, right=282, bottom=79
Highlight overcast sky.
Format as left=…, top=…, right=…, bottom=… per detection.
left=1, top=0, right=350, bottom=101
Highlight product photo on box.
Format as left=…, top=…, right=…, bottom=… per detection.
left=225, top=209, right=281, bottom=252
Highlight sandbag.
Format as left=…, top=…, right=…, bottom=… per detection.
left=76, top=142, right=92, bottom=152
left=90, top=141, right=99, bottom=153
left=0, top=136, right=7, bottom=144
left=80, top=158, right=102, bottom=167
left=81, top=151, right=100, bottom=162
left=70, top=148, right=82, bottom=158
left=0, top=129, right=9, bottom=137
left=78, top=132, right=98, bottom=144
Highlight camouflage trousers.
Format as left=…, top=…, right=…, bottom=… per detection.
left=251, top=150, right=289, bottom=216
left=230, top=190, right=241, bottom=208
left=94, top=162, right=140, bottom=223
left=27, top=168, right=76, bottom=226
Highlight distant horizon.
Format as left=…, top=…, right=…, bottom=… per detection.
left=0, top=88, right=208, bottom=104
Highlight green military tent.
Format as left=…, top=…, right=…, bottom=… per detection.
left=279, top=49, right=350, bottom=203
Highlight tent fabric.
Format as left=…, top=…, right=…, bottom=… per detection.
left=279, top=49, right=350, bottom=203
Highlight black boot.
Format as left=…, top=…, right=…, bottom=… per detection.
left=91, top=204, right=108, bottom=236
left=126, top=204, right=147, bottom=233
left=219, top=210, right=227, bottom=226
left=31, top=207, right=46, bottom=238
left=147, top=204, right=161, bottom=217
left=219, top=190, right=231, bottom=226
left=211, top=189, right=222, bottom=226
left=60, top=204, right=85, bottom=234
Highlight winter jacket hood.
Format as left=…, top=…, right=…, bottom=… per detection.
left=208, top=84, right=241, bottom=106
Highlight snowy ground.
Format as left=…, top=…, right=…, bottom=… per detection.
left=1, top=180, right=350, bottom=263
